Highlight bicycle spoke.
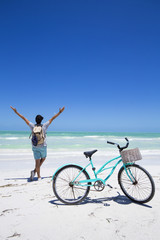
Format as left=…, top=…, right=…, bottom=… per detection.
left=118, top=164, right=155, bottom=203
left=53, top=165, right=90, bottom=204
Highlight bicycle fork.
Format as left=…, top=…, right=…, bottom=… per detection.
left=123, top=164, right=137, bottom=184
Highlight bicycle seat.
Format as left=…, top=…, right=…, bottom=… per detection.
left=84, top=149, right=98, bottom=158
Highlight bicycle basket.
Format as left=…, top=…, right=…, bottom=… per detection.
left=121, top=148, right=142, bottom=163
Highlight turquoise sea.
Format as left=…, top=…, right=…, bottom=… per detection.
left=0, top=131, right=160, bottom=168
left=0, top=131, right=160, bottom=154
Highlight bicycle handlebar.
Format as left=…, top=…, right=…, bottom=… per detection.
left=107, top=138, right=129, bottom=152
left=107, top=141, right=115, bottom=145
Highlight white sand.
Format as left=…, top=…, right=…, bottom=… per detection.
left=0, top=152, right=160, bottom=240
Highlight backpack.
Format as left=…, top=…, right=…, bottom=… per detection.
left=31, top=125, right=44, bottom=146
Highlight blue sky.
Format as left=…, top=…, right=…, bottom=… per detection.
left=0, top=0, right=160, bottom=132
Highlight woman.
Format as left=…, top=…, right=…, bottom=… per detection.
left=10, top=106, right=65, bottom=181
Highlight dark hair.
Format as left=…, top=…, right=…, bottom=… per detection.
left=35, top=115, right=43, bottom=124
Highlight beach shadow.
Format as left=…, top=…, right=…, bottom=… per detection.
left=49, top=195, right=131, bottom=206
left=83, top=195, right=152, bottom=208
left=49, top=199, right=68, bottom=206
left=4, top=176, right=52, bottom=182
left=77, top=193, right=133, bottom=206
left=49, top=192, right=152, bottom=208
left=48, top=193, right=131, bottom=206
left=81, top=192, right=152, bottom=208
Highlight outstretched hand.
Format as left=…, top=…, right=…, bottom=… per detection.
left=49, top=106, right=65, bottom=124
left=10, top=106, right=17, bottom=113
left=59, top=106, right=65, bottom=114
left=10, top=106, right=29, bottom=125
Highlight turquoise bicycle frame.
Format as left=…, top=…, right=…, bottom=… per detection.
left=52, top=155, right=135, bottom=187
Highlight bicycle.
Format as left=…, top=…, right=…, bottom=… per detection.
left=52, top=138, right=155, bottom=205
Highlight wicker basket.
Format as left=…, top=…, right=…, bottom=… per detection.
left=121, top=148, right=142, bottom=163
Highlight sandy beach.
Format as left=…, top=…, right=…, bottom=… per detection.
left=0, top=150, right=160, bottom=240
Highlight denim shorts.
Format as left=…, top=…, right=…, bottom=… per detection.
left=32, top=146, right=47, bottom=160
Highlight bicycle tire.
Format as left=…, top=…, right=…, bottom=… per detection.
left=53, top=164, right=91, bottom=205
left=118, top=164, right=155, bottom=203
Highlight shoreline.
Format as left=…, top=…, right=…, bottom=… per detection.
left=0, top=149, right=160, bottom=167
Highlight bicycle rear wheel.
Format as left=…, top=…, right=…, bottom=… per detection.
left=118, top=164, right=155, bottom=203
left=53, top=164, right=90, bottom=204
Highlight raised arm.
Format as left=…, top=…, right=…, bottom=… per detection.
left=10, top=106, right=30, bottom=125
left=49, top=106, right=65, bottom=125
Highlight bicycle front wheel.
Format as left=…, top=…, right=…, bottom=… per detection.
left=118, top=164, right=155, bottom=203
left=53, top=164, right=90, bottom=204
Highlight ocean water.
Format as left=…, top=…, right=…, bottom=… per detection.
left=0, top=131, right=160, bottom=167
left=0, top=131, right=160, bottom=153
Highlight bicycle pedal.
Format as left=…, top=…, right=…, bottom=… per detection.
left=106, top=184, right=113, bottom=189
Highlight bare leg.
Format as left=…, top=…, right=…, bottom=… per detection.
left=35, top=159, right=41, bottom=178
left=31, top=147, right=47, bottom=180
left=40, top=157, right=46, bottom=167
left=33, top=158, right=46, bottom=173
